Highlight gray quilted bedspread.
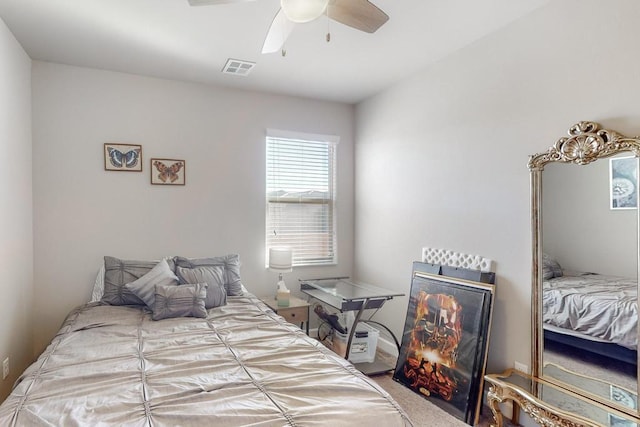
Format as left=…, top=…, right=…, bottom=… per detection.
left=543, top=274, right=637, bottom=349
left=0, top=294, right=412, bottom=426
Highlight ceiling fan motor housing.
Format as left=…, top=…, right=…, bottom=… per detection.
left=280, top=0, right=329, bottom=23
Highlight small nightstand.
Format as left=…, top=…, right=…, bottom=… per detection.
left=261, top=296, right=310, bottom=335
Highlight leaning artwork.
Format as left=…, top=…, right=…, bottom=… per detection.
left=393, top=271, right=495, bottom=425
left=104, top=143, right=142, bottom=172
left=151, top=158, right=186, bottom=185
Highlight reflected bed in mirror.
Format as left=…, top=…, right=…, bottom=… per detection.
left=530, top=121, right=640, bottom=422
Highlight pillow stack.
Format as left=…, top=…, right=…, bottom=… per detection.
left=100, top=254, right=244, bottom=320
left=542, top=253, right=563, bottom=280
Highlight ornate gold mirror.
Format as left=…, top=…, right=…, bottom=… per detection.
left=530, top=121, right=640, bottom=419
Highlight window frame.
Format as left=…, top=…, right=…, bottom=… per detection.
left=265, top=129, right=339, bottom=268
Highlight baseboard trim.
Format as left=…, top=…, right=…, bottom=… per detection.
left=377, top=335, right=399, bottom=358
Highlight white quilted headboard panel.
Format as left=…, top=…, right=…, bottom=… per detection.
left=422, top=247, right=494, bottom=273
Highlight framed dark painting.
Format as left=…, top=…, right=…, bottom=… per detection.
left=393, top=269, right=495, bottom=425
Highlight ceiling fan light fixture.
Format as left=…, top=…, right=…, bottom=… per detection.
left=280, top=0, right=329, bottom=23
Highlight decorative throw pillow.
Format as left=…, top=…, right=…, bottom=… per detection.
left=175, top=254, right=243, bottom=296
left=542, top=253, right=563, bottom=280
left=152, top=283, right=208, bottom=321
left=90, top=264, right=106, bottom=303
left=102, top=256, right=176, bottom=305
left=176, top=266, right=227, bottom=308
left=125, top=259, right=179, bottom=308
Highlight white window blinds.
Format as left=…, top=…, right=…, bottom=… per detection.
left=266, top=134, right=337, bottom=266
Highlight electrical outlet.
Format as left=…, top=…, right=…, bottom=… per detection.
left=2, top=358, right=8, bottom=380
left=514, top=361, right=529, bottom=374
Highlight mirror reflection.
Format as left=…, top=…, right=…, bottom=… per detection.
left=540, top=155, right=638, bottom=410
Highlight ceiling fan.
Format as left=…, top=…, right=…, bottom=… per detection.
left=188, top=0, right=389, bottom=55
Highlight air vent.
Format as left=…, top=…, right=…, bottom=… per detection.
left=222, top=58, right=255, bottom=76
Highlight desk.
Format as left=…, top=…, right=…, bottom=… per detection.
left=484, top=369, right=638, bottom=427
left=300, top=277, right=404, bottom=375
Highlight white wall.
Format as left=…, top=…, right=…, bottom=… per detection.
left=543, top=160, right=637, bottom=278
left=354, top=0, right=640, bottom=376
left=0, top=18, right=32, bottom=401
left=32, top=62, right=355, bottom=354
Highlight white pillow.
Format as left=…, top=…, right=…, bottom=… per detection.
left=90, top=264, right=105, bottom=303
left=124, top=259, right=179, bottom=308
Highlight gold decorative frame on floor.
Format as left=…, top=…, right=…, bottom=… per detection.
left=150, top=158, right=186, bottom=185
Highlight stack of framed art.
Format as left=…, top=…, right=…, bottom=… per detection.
left=393, top=260, right=496, bottom=425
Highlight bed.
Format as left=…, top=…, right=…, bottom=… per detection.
left=0, top=255, right=412, bottom=426
left=542, top=261, right=638, bottom=365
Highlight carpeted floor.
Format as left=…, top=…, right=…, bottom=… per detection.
left=369, top=342, right=637, bottom=426
left=317, top=336, right=512, bottom=425
left=371, top=372, right=495, bottom=426
left=369, top=351, right=511, bottom=427
left=544, top=341, right=635, bottom=392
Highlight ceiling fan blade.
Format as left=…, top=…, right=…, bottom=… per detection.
left=262, top=8, right=295, bottom=54
left=327, top=0, right=389, bottom=33
left=187, top=0, right=254, bottom=6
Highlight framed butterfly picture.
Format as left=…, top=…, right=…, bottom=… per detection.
left=151, top=158, right=186, bottom=185
left=104, top=143, right=143, bottom=172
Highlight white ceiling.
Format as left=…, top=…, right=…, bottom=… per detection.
left=0, top=0, right=549, bottom=104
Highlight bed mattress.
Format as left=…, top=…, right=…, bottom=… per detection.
left=0, top=294, right=412, bottom=426
left=543, top=273, right=637, bottom=349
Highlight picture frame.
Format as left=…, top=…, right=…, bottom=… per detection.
left=150, top=158, right=186, bottom=185
left=608, top=385, right=637, bottom=427
left=104, top=143, right=142, bottom=172
left=610, top=156, right=638, bottom=210
left=393, top=268, right=495, bottom=425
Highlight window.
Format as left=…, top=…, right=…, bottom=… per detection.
left=266, top=130, right=338, bottom=267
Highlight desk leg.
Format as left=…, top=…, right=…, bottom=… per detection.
left=345, top=298, right=369, bottom=360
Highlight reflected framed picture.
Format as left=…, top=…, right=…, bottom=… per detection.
left=610, top=156, right=638, bottom=210
left=393, top=267, right=495, bottom=425
left=150, top=158, right=185, bottom=185
left=608, top=385, right=637, bottom=426
left=104, top=143, right=142, bottom=172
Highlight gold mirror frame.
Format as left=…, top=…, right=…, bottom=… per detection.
left=529, top=121, right=640, bottom=416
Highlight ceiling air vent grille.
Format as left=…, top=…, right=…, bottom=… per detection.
left=222, top=58, right=255, bottom=76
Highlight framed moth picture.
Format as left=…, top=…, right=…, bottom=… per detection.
left=393, top=268, right=495, bottom=425
left=104, top=143, right=142, bottom=172
left=150, top=158, right=185, bottom=185
left=610, top=155, right=638, bottom=210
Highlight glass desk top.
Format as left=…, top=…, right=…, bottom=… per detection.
left=299, top=278, right=404, bottom=312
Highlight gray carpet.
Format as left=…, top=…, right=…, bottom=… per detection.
left=318, top=338, right=509, bottom=425
left=370, top=351, right=506, bottom=426
left=371, top=372, right=494, bottom=426
left=544, top=346, right=635, bottom=392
